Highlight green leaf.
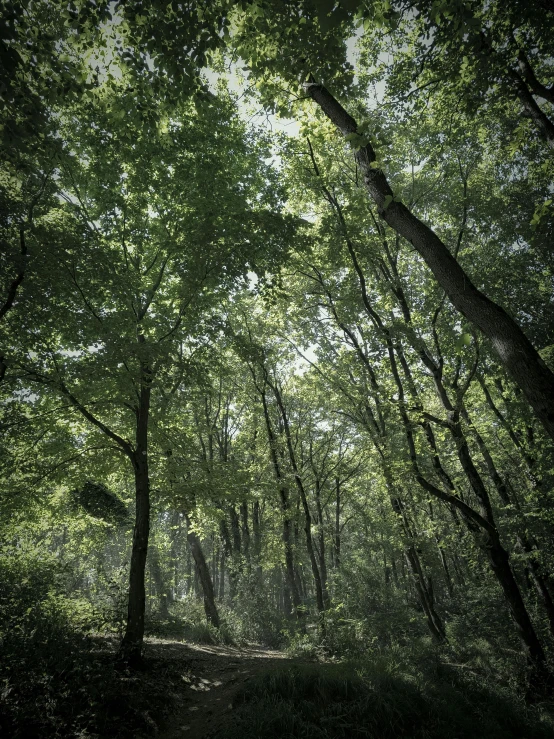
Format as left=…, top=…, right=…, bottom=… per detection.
left=455, top=333, right=472, bottom=350
left=344, top=132, right=369, bottom=150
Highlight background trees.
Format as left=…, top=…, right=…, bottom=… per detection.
left=3, top=1, right=554, bottom=734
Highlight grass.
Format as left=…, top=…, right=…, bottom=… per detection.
left=209, top=660, right=554, bottom=739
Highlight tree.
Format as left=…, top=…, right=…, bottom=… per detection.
left=2, top=85, right=293, bottom=663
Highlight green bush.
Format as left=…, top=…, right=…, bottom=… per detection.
left=0, top=546, right=183, bottom=738
left=146, top=596, right=235, bottom=644
left=222, top=570, right=288, bottom=648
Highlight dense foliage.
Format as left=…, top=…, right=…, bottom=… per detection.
left=2, top=1, right=554, bottom=736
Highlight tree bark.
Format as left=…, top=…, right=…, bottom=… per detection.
left=314, top=479, right=330, bottom=607
left=391, top=495, right=447, bottom=642
left=0, top=230, right=27, bottom=382
left=509, top=68, right=554, bottom=147
left=219, top=516, right=237, bottom=600
left=240, top=501, right=251, bottom=559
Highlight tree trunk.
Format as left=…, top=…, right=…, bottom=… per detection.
left=228, top=505, right=242, bottom=593
left=259, top=385, right=302, bottom=617
left=219, top=516, right=237, bottom=600
left=149, top=544, right=170, bottom=619
left=304, top=80, right=554, bottom=442
left=118, top=372, right=151, bottom=667
left=253, top=500, right=262, bottom=558
left=120, top=469, right=149, bottom=657
left=270, top=379, right=326, bottom=613
left=185, top=536, right=192, bottom=596
left=229, top=506, right=242, bottom=555
left=315, top=480, right=330, bottom=607
left=391, top=496, right=447, bottom=642
left=184, top=513, right=220, bottom=628
left=219, top=550, right=226, bottom=601
left=462, top=406, right=554, bottom=635
left=387, top=339, right=551, bottom=690
left=485, top=530, right=552, bottom=693
left=240, top=501, right=251, bottom=559
left=334, top=477, right=341, bottom=568
left=282, top=569, right=292, bottom=616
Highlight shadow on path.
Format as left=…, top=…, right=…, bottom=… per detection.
left=144, top=639, right=297, bottom=739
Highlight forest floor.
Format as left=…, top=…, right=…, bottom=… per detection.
left=5, top=632, right=554, bottom=738
left=148, top=639, right=298, bottom=739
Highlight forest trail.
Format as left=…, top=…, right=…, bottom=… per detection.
left=145, top=639, right=295, bottom=739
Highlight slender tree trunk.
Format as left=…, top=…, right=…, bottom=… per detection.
left=391, top=557, right=400, bottom=588
left=386, top=329, right=551, bottom=690
left=315, top=480, right=330, bottom=607
left=436, top=538, right=454, bottom=598
left=149, top=544, right=170, bottom=619
left=169, top=511, right=181, bottom=602
left=229, top=506, right=242, bottom=555
left=253, top=500, right=261, bottom=558
left=240, top=501, right=251, bottom=560
left=462, top=406, right=554, bottom=635
left=304, top=80, right=554, bottom=442
left=477, top=375, right=541, bottom=489
left=219, top=550, right=226, bottom=601
left=334, top=477, right=341, bottom=568
left=391, top=496, right=447, bottom=642
left=270, top=379, right=326, bottom=613
left=283, top=575, right=292, bottom=616
left=212, top=539, right=218, bottom=599
left=228, top=505, right=242, bottom=591
left=185, top=536, right=192, bottom=596
left=259, top=385, right=302, bottom=617
left=219, top=517, right=237, bottom=600
left=448, top=415, right=552, bottom=682
left=184, top=513, right=220, bottom=628
left=485, top=530, right=552, bottom=691
left=252, top=499, right=263, bottom=581
left=397, top=312, right=550, bottom=688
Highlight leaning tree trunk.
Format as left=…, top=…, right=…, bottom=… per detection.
left=304, top=79, right=554, bottom=443
left=462, top=405, right=554, bottom=636
left=271, top=380, right=326, bottom=614
left=184, top=513, right=220, bottom=629
left=259, top=385, right=302, bottom=618
left=390, top=495, right=447, bottom=643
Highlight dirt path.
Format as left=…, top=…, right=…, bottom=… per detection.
left=144, top=639, right=295, bottom=739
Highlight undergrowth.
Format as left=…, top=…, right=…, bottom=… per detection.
left=210, top=660, right=554, bottom=739
left=4, top=548, right=554, bottom=738
left=0, top=548, right=183, bottom=738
